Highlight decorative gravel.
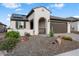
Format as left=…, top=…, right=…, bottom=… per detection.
left=5, top=35, right=79, bottom=56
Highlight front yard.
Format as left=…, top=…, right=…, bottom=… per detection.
left=0, top=32, right=79, bottom=56
left=5, top=35, right=79, bottom=56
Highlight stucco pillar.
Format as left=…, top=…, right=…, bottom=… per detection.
left=77, top=21, right=79, bottom=31
left=47, top=20, right=50, bottom=35
left=67, top=22, right=71, bottom=33
left=34, top=19, right=38, bottom=35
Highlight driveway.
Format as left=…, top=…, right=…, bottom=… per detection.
left=54, top=33, right=79, bottom=41
left=56, top=49, right=79, bottom=56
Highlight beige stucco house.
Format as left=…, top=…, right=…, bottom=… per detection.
left=10, top=7, right=73, bottom=36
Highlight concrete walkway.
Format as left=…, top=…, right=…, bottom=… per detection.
left=0, top=51, right=5, bottom=56
left=56, top=49, right=79, bottom=56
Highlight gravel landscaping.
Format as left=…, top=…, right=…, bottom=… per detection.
left=5, top=35, right=79, bottom=56
left=54, top=33, right=79, bottom=41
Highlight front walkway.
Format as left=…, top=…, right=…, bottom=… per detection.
left=56, top=49, right=79, bottom=56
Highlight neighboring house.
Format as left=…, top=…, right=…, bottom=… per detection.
left=10, top=7, right=78, bottom=36
left=0, top=22, right=7, bottom=33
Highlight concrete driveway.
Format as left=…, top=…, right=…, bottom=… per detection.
left=56, top=49, right=79, bottom=56
left=54, top=33, right=79, bottom=41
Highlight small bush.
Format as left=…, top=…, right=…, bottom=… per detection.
left=0, top=37, right=19, bottom=52
left=0, top=31, right=20, bottom=52
left=24, top=32, right=31, bottom=37
left=62, top=36, right=72, bottom=41
left=5, top=31, right=20, bottom=38
left=49, top=31, right=54, bottom=37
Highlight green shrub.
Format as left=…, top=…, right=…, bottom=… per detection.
left=49, top=31, right=54, bottom=37
left=5, top=31, right=20, bottom=38
left=0, top=31, right=20, bottom=52
left=62, top=36, right=72, bottom=41
left=0, top=37, right=19, bottom=52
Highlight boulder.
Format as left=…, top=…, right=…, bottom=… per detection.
left=55, top=36, right=62, bottom=45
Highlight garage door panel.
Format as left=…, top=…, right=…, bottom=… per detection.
left=51, top=22, right=67, bottom=33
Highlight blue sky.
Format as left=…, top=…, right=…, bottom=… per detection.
left=0, top=3, right=79, bottom=27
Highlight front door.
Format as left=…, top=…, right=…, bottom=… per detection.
left=39, top=17, right=46, bottom=34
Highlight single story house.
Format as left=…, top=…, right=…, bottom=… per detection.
left=10, top=7, right=79, bottom=36
left=0, top=22, right=7, bottom=33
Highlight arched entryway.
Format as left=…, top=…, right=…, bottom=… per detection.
left=39, top=17, right=46, bottom=34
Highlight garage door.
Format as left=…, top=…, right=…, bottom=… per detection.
left=51, top=22, right=67, bottom=33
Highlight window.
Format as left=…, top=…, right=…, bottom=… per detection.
left=30, top=20, right=33, bottom=29
left=16, top=21, right=26, bottom=29
left=71, top=26, right=75, bottom=30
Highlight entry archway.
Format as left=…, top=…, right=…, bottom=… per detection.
left=39, top=17, right=46, bottom=34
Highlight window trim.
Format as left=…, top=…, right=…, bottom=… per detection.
left=16, top=21, right=26, bottom=29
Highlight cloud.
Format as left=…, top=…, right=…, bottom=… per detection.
left=15, top=8, right=22, bottom=12
left=46, top=6, right=50, bottom=9
left=2, top=3, right=21, bottom=9
left=47, top=3, right=64, bottom=10
left=54, top=3, right=64, bottom=8
left=73, top=16, right=79, bottom=18
left=26, top=3, right=32, bottom=5
left=6, top=14, right=11, bottom=21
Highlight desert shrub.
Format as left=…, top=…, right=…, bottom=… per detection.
left=24, top=32, right=31, bottom=37
left=0, top=37, right=19, bottom=52
left=62, top=36, right=72, bottom=41
left=5, top=31, right=20, bottom=38
left=49, top=31, right=54, bottom=37
left=0, top=31, right=20, bottom=52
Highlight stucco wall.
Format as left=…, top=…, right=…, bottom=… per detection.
left=13, top=29, right=33, bottom=36
left=10, top=21, right=16, bottom=29
left=34, top=7, right=50, bottom=35
left=27, top=12, right=34, bottom=21
left=70, top=22, right=78, bottom=31
left=0, top=25, right=4, bottom=28
left=10, top=21, right=33, bottom=36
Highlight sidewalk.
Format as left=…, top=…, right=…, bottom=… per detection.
left=56, top=49, right=79, bottom=56
left=0, top=51, right=4, bottom=56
